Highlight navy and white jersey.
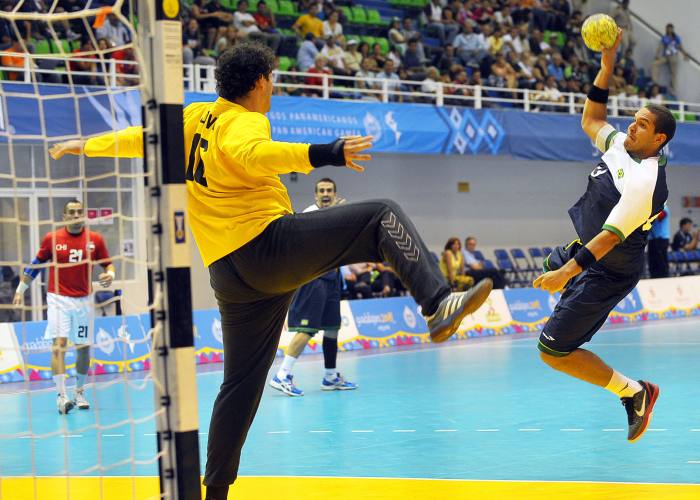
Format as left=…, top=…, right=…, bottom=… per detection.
left=568, top=130, right=668, bottom=275
left=303, top=203, right=339, bottom=281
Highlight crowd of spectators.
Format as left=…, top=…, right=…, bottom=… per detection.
left=172, top=0, right=687, bottom=108
left=0, top=0, right=691, bottom=110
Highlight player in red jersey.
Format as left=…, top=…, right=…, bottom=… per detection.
left=13, top=199, right=115, bottom=414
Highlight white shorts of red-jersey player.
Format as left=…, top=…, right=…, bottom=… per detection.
left=45, top=293, right=94, bottom=345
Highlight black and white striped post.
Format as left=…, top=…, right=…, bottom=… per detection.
left=139, top=1, right=201, bottom=498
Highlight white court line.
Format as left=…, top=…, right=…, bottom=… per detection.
left=144, top=433, right=157, bottom=436
left=267, top=431, right=290, bottom=434
left=309, top=430, right=332, bottom=433
left=434, top=429, right=458, bottom=432
left=393, top=429, right=416, bottom=433
left=687, top=461, right=700, bottom=464
left=518, top=428, right=541, bottom=432
left=351, top=430, right=374, bottom=433
left=560, top=429, right=584, bottom=432
left=691, top=429, right=700, bottom=432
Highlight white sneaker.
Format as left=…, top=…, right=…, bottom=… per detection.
left=57, top=394, right=74, bottom=415
left=269, top=374, right=304, bottom=396
left=74, top=388, right=90, bottom=410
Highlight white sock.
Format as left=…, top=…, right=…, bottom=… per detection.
left=277, top=355, right=297, bottom=380
left=324, top=368, right=336, bottom=379
left=76, top=373, right=87, bottom=390
left=53, top=374, right=67, bottom=397
left=604, top=370, right=642, bottom=398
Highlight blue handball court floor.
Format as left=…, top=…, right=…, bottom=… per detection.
left=2, top=319, right=700, bottom=485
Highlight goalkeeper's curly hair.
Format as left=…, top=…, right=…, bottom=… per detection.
left=215, top=42, right=275, bottom=101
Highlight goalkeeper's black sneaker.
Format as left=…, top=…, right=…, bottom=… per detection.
left=622, top=380, right=660, bottom=442
left=425, top=279, right=493, bottom=343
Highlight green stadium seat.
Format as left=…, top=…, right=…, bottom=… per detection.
left=360, top=35, right=375, bottom=46
left=266, top=0, right=279, bottom=14
left=219, top=0, right=234, bottom=10
left=340, top=6, right=353, bottom=23
left=33, top=39, right=51, bottom=55
left=351, top=6, right=368, bottom=25
left=49, top=39, right=72, bottom=54
left=278, top=56, right=293, bottom=71
left=277, top=0, right=295, bottom=17
left=366, top=8, right=382, bottom=26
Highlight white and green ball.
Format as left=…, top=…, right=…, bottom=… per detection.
left=581, top=14, right=618, bottom=52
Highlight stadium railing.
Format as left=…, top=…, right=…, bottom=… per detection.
left=3, top=54, right=698, bottom=122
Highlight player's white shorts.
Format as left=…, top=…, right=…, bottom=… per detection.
left=45, top=293, right=94, bottom=345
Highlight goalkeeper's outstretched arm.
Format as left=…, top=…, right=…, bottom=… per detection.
left=49, top=126, right=144, bottom=160
left=581, top=29, right=622, bottom=151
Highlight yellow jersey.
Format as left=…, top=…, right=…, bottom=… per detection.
left=84, top=98, right=314, bottom=266
left=293, top=14, right=324, bottom=38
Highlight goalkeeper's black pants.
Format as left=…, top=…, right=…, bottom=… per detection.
left=204, top=199, right=450, bottom=486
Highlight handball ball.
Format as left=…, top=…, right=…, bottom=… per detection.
left=581, top=14, right=618, bottom=52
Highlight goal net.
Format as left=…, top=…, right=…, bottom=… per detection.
left=0, top=2, right=197, bottom=499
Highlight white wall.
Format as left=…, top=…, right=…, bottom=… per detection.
left=188, top=153, right=700, bottom=309
left=589, top=0, right=700, bottom=103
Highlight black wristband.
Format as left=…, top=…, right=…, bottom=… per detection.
left=573, top=247, right=596, bottom=270
left=309, top=139, right=346, bottom=168
left=587, top=85, right=609, bottom=104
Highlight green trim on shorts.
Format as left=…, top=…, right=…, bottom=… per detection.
left=537, top=341, right=571, bottom=357
left=602, top=224, right=625, bottom=242
left=564, top=238, right=581, bottom=250
left=289, top=327, right=319, bottom=335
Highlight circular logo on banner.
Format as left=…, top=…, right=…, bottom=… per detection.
left=96, top=328, right=115, bottom=355
left=163, top=0, right=179, bottom=18
left=403, top=306, right=417, bottom=329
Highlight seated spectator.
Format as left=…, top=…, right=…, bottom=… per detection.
left=69, top=39, right=103, bottom=85
left=672, top=218, right=699, bottom=252
left=618, top=84, right=639, bottom=116
left=424, top=0, right=458, bottom=45
left=462, top=236, right=506, bottom=289
left=321, top=35, right=346, bottom=75
left=96, top=13, right=130, bottom=47
left=215, top=26, right=242, bottom=57
left=1, top=37, right=26, bottom=81
left=438, top=44, right=459, bottom=73
left=453, top=24, right=489, bottom=67
left=304, top=54, right=332, bottom=96
left=0, top=266, right=19, bottom=322
left=484, top=23, right=505, bottom=56
left=371, top=43, right=386, bottom=70
left=322, top=9, right=343, bottom=42
left=647, top=84, right=663, bottom=104
left=502, top=25, right=526, bottom=55
left=401, top=18, right=426, bottom=62
left=342, top=39, right=362, bottom=74
left=374, top=262, right=406, bottom=297
left=387, top=17, right=405, bottom=54
left=547, top=51, right=565, bottom=81
left=183, top=18, right=217, bottom=65
left=293, top=5, right=324, bottom=39
left=192, top=0, right=234, bottom=49
left=296, top=33, right=319, bottom=72
left=358, top=41, right=371, bottom=61
left=440, top=237, right=474, bottom=292
left=356, top=57, right=380, bottom=99
left=528, top=29, right=545, bottom=56
left=386, top=45, right=402, bottom=69
left=254, top=1, right=278, bottom=35
left=420, top=66, right=440, bottom=95
left=376, top=59, right=401, bottom=100
left=402, top=39, right=425, bottom=76
left=342, top=264, right=373, bottom=299
left=490, top=54, right=517, bottom=90
left=235, top=0, right=281, bottom=53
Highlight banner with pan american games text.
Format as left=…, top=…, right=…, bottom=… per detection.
left=1, top=278, right=699, bottom=383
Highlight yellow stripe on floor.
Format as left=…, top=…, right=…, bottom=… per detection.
left=3, top=476, right=700, bottom=500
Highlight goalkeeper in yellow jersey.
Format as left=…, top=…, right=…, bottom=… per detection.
left=50, top=43, right=492, bottom=500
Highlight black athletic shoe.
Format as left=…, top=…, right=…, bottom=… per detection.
left=622, top=380, right=660, bottom=442
left=425, top=279, right=493, bottom=343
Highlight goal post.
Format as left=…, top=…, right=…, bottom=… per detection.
left=137, top=1, right=201, bottom=499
